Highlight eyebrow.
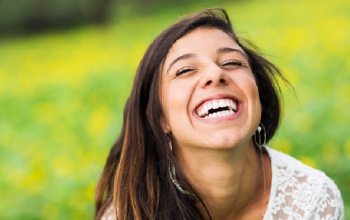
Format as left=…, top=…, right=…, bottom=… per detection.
left=167, top=53, right=196, bottom=73
left=166, top=47, right=247, bottom=73
left=217, top=47, right=247, bottom=58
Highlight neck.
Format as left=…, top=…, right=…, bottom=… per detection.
left=176, top=141, right=270, bottom=219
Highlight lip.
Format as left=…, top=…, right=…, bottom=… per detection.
left=192, top=94, right=243, bottom=122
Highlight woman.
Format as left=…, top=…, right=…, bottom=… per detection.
left=95, top=8, right=344, bottom=219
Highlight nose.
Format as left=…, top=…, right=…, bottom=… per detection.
left=199, top=65, right=229, bottom=88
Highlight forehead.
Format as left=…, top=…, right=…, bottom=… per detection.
left=163, top=28, right=242, bottom=67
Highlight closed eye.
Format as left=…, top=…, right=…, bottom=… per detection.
left=222, top=59, right=244, bottom=67
left=176, top=66, right=195, bottom=76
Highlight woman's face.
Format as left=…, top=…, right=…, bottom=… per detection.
left=161, top=28, right=261, bottom=151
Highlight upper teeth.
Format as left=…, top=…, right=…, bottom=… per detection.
left=197, top=98, right=237, bottom=118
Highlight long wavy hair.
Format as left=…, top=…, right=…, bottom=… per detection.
left=95, top=8, right=287, bottom=219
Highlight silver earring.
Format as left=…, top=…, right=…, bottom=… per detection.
left=166, top=135, right=195, bottom=197
left=168, top=160, right=195, bottom=196
left=164, top=132, right=172, bottom=151
left=168, top=137, right=173, bottom=151
left=253, top=123, right=267, bottom=193
left=254, top=123, right=266, bottom=149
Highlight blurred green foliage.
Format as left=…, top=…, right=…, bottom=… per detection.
left=0, top=0, right=113, bottom=34
left=0, top=0, right=349, bottom=219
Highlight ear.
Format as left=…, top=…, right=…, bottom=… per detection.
left=161, top=117, right=171, bottom=134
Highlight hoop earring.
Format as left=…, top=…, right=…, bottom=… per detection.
left=165, top=135, right=195, bottom=197
left=253, top=123, right=267, bottom=193
left=254, top=123, right=266, bottom=148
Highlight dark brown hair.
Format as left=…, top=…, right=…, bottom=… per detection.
left=95, top=8, right=286, bottom=219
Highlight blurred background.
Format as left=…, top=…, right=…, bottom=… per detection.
left=0, top=0, right=349, bottom=219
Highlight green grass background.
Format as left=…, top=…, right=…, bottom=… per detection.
left=0, top=0, right=349, bottom=219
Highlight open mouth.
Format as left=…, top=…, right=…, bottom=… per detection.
left=195, top=98, right=238, bottom=119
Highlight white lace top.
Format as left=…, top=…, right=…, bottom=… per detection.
left=263, top=147, right=343, bottom=220
left=101, top=147, right=344, bottom=220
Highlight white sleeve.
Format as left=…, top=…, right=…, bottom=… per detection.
left=100, top=205, right=116, bottom=220
left=313, top=177, right=344, bottom=220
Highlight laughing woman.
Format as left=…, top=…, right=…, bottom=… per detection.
left=95, top=8, right=344, bottom=220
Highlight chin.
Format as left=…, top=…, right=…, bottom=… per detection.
left=201, top=136, right=247, bottom=150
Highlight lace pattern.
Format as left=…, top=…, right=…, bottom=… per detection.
left=101, top=205, right=115, bottom=220
left=100, top=148, right=344, bottom=220
left=264, top=147, right=344, bottom=220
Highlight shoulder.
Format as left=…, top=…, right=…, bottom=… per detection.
left=268, top=147, right=329, bottom=180
left=265, top=147, right=344, bottom=220
left=267, top=147, right=340, bottom=189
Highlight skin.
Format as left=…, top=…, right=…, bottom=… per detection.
left=161, top=28, right=271, bottom=219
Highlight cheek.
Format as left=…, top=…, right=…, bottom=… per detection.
left=235, top=73, right=262, bottom=114
left=251, top=81, right=260, bottom=103
left=248, top=78, right=261, bottom=111
left=252, top=79, right=261, bottom=106
left=233, top=72, right=260, bottom=97
left=161, top=79, right=193, bottom=129
left=244, top=72, right=259, bottom=96
left=161, top=82, right=171, bottom=124
left=161, top=81, right=182, bottom=121
left=167, top=87, right=187, bottom=114
left=249, top=78, right=262, bottom=121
